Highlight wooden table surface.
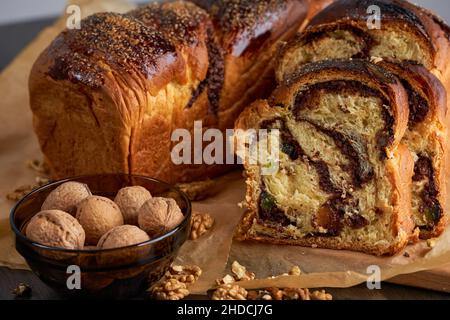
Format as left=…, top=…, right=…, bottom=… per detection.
left=1, top=267, right=449, bottom=300
left=1, top=15, right=450, bottom=301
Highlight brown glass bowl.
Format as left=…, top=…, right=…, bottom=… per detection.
left=10, top=174, right=191, bottom=299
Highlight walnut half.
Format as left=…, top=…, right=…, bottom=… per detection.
left=165, top=265, right=202, bottom=285
left=151, top=278, right=190, bottom=300
left=212, top=284, right=248, bottom=300
left=190, top=212, right=214, bottom=240
left=148, top=264, right=203, bottom=300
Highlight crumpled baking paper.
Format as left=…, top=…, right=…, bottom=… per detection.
left=1, top=0, right=449, bottom=295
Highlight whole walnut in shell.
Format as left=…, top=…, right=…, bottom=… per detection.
left=97, top=225, right=151, bottom=272
left=114, top=186, right=152, bottom=225
left=26, top=210, right=85, bottom=249
left=76, top=196, right=124, bottom=245
left=97, top=225, right=150, bottom=249
left=41, top=182, right=91, bottom=215
left=138, top=197, right=184, bottom=237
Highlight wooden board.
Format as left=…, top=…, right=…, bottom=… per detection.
left=388, top=264, right=450, bottom=293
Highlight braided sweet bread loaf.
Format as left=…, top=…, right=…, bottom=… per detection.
left=235, top=60, right=415, bottom=255
left=30, top=0, right=329, bottom=184
left=275, top=0, right=450, bottom=238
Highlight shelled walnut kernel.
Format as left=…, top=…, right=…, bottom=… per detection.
left=148, top=265, right=202, bottom=300
left=165, top=265, right=202, bottom=285
left=150, top=278, right=190, bottom=300
left=288, top=265, right=302, bottom=276
left=190, top=212, right=214, bottom=240
left=311, top=290, right=333, bottom=300
left=231, top=261, right=255, bottom=281
left=212, top=284, right=248, bottom=300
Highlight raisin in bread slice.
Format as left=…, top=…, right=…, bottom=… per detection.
left=275, top=0, right=450, bottom=238
left=235, top=60, right=415, bottom=256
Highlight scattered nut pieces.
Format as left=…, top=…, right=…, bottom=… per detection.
left=216, top=261, right=255, bottom=285
left=247, top=289, right=273, bottom=300
left=138, top=197, right=184, bottom=237
left=148, top=264, right=202, bottom=300
left=12, top=283, right=32, bottom=298
left=247, top=288, right=332, bottom=300
left=35, top=176, right=50, bottom=185
left=283, top=288, right=311, bottom=300
left=215, top=261, right=332, bottom=301
left=212, top=284, right=248, bottom=300
left=41, top=181, right=91, bottom=215
left=6, top=185, right=34, bottom=201
left=175, top=179, right=218, bottom=201
left=165, top=265, right=202, bottom=285
left=190, top=211, right=214, bottom=240
left=114, top=186, right=152, bottom=225
left=288, top=265, right=302, bottom=276
left=150, top=278, right=190, bottom=300
left=231, top=261, right=255, bottom=281
left=370, top=56, right=384, bottom=64
left=27, top=159, right=50, bottom=176
left=216, top=274, right=236, bottom=286
left=76, top=196, right=124, bottom=245
left=311, top=289, right=333, bottom=300
left=26, top=210, right=85, bottom=249
left=6, top=177, right=50, bottom=201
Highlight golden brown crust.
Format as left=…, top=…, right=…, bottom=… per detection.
left=375, top=61, right=448, bottom=239
left=29, top=0, right=310, bottom=183
left=388, top=143, right=416, bottom=244
left=278, top=0, right=450, bottom=76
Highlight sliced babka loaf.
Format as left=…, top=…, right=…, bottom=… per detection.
left=276, top=0, right=450, bottom=83
left=275, top=0, right=449, bottom=238
left=235, top=60, right=415, bottom=256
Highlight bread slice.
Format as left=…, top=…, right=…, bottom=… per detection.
left=235, top=60, right=415, bottom=256
left=275, top=0, right=449, bottom=238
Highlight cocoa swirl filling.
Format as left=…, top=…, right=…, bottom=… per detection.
left=261, top=119, right=342, bottom=195
left=310, top=197, right=368, bottom=236
left=186, top=29, right=225, bottom=114
left=258, top=119, right=370, bottom=233
left=413, top=155, right=442, bottom=228
left=293, top=80, right=394, bottom=161
left=257, top=79, right=393, bottom=234
left=298, top=25, right=375, bottom=60
left=401, top=80, right=429, bottom=127
left=304, top=121, right=374, bottom=188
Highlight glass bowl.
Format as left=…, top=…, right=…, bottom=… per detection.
left=10, top=174, right=191, bottom=299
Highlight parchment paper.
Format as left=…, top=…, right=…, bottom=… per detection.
left=1, top=0, right=450, bottom=296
